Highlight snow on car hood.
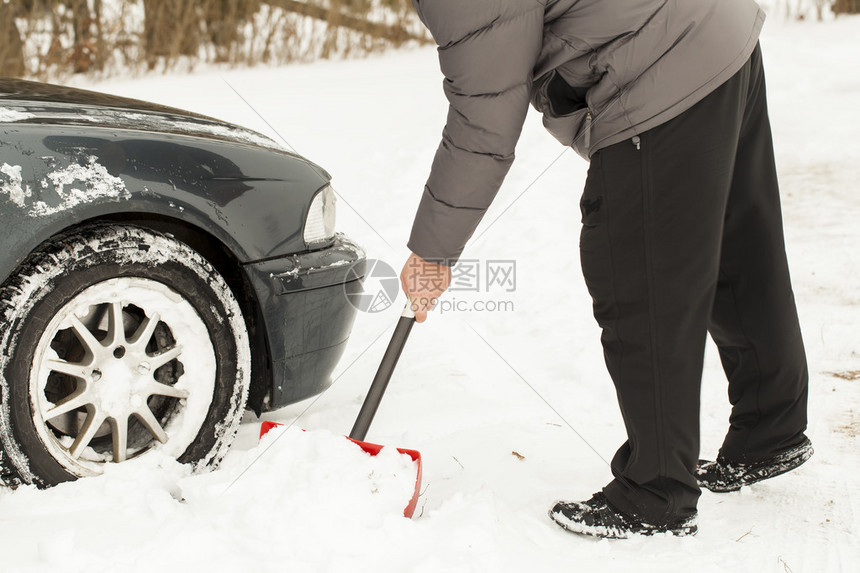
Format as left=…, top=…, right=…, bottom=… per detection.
left=1, top=102, right=285, bottom=152
left=1, top=156, right=130, bottom=217
left=0, top=107, right=35, bottom=122
left=0, top=78, right=285, bottom=153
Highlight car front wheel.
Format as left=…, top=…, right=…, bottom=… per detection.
left=0, top=224, right=251, bottom=486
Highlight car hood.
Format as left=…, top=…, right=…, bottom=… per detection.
left=0, top=79, right=326, bottom=173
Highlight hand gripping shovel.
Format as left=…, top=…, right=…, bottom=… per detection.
left=260, top=304, right=422, bottom=518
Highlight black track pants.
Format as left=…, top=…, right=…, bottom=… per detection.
left=579, top=44, right=809, bottom=524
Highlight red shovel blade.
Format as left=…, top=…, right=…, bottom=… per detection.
left=259, top=421, right=422, bottom=518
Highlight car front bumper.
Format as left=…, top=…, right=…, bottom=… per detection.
left=243, top=234, right=366, bottom=409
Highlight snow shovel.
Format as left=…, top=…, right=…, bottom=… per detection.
left=260, top=303, right=422, bottom=518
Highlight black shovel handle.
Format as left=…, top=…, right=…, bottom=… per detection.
left=349, top=305, right=416, bottom=442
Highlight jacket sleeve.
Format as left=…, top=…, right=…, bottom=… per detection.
left=407, top=0, right=544, bottom=264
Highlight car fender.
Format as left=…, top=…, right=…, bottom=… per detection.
left=1, top=124, right=329, bottom=281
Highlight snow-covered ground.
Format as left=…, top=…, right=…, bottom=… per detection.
left=2, top=14, right=859, bottom=573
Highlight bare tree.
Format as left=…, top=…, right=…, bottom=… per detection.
left=0, top=1, right=26, bottom=77
left=68, top=0, right=96, bottom=73
left=833, top=0, right=860, bottom=14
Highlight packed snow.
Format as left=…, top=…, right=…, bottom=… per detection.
left=1, top=13, right=859, bottom=573
left=0, top=108, right=34, bottom=123
left=0, top=163, right=30, bottom=208
left=0, top=427, right=418, bottom=572
left=29, top=156, right=131, bottom=217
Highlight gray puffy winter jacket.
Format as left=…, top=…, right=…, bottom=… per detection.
left=408, top=0, right=765, bottom=264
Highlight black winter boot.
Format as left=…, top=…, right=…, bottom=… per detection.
left=549, top=492, right=698, bottom=539
left=696, top=437, right=813, bottom=493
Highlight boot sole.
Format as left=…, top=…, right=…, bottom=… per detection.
left=548, top=507, right=698, bottom=539
left=698, top=440, right=814, bottom=493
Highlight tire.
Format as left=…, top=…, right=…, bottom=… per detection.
left=0, top=224, right=251, bottom=486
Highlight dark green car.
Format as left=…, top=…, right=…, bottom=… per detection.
left=0, top=79, right=365, bottom=487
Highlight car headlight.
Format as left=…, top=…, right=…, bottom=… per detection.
left=303, top=184, right=337, bottom=246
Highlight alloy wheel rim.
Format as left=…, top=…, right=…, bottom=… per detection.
left=29, top=277, right=217, bottom=476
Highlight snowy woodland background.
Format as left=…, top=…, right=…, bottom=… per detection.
left=0, top=0, right=429, bottom=79
left=1, top=0, right=859, bottom=81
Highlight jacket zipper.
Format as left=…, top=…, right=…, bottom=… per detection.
left=632, top=135, right=641, bottom=150
left=584, top=111, right=592, bottom=153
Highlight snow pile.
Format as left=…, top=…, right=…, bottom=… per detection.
left=0, top=426, right=419, bottom=573
left=220, top=426, right=418, bottom=524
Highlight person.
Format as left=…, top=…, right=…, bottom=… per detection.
left=399, top=0, right=812, bottom=539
